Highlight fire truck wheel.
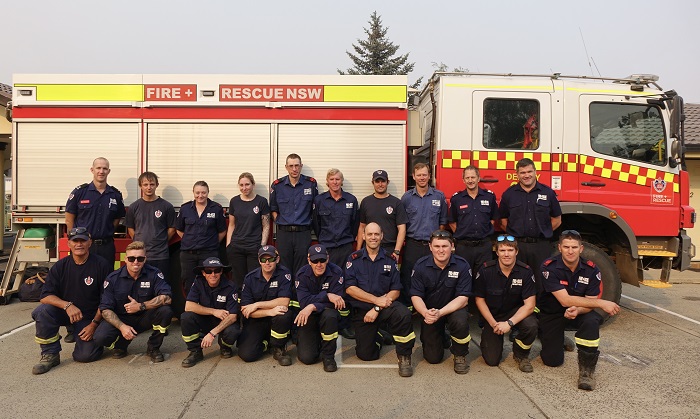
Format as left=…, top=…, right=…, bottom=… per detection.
left=581, top=241, right=622, bottom=321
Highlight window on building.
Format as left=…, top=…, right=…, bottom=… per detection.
left=483, top=99, right=540, bottom=149
left=590, top=102, right=666, bottom=166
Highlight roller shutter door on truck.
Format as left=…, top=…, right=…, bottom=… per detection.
left=146, top=123, right=272, bottom=207
left=15, top=122, right=140, bottom=207
left=277, top=124, right=407, bottom=199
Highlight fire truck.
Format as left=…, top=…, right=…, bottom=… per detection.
left=0, top=72, right=694, bottom=308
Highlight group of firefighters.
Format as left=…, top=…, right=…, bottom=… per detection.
left=30, top=154, right=620, bottom=391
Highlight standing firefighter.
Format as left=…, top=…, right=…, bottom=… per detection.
left=539, top=230, right=620, bottom=390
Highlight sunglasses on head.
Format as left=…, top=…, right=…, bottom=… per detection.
left=259, top=256, right=276, bottom=263
left=430, top=230, right=453, bottom=240
left=69, top=227, right=88, bottom=235
left=310, top=258, right=328, bottom=264
left=126, top=256, right=146, bottom=263
left=561, top=229, right=582, bottom=239
left=497, top=235, right=516, bottom=242
left=203, top=268, right=223, bottom=274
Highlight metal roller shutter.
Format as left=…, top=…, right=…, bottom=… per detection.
left=277, top=124, right=407, bottom=200
left=15, top=122, right=140, bottom=207
left=147, top=123, right=272, bottom=207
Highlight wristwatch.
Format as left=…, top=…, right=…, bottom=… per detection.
left=140, top=302, right=147, bottom=312
left=506, top=319, right=514, bottom=327
left=374, top=306, right=381, bottom=312
left=393, top=250, right=401, bottom=256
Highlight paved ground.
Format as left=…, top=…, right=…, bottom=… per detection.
left=1, top=278, right=699, bottom=419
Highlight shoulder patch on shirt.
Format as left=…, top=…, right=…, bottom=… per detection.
left=346, top=261, right=352, bottom=269
left=273, top=179, right=280, bottom=185
left=351, top=251, right=361, bottom=260
left=157, top=272, right=164, bottom=279
left=543, top=259, right=554, bottom=266
left=483, top=260, right=497, bottom=268
left=285, top=273, right=291, bottom=281
left=586, top=260, right=596, bottom=268
left=74, top=183, right=89, bottom=190
left=309, top=177, right=316, bottom=183
left=542, top=271, right=549, bottom=280
left=515, top=260, right=530, bottom=269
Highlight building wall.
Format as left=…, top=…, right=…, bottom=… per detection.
left=686, top=159, right=700, bottom=261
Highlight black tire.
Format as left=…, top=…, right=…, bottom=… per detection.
left=581, top=241, right=622, bottom=321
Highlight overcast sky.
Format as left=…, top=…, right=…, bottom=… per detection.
left=3, top=0, right=698, bottom=102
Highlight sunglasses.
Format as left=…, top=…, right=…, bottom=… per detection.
left=497, top=235, right=516, bottom=242
left=430, top=230, right=453, bottom=239
left=69, top=227, right=88, bottom=235
left=561, top=229, right=582, bottom=239
left=310, top=258, right=328, bottom=264
left=259, top=256, right=277, bottom=263
left=203, top=268, right=223, bottom=274
left=126, top=256, right=146, bottom=263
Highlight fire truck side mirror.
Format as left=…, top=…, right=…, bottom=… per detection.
left=670, top=139, right=680, bottom=168
left=670, top=96, right=683, bottom=139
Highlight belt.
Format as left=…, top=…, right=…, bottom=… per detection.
left=183, top=249, right=215, bottom=254
left=92, top=238, right=113, bottom=245
left=407, top=237, right=430, bottom=245
left=457, top=239, right=487, bottom=247
left=277, top=225, right=311, bottom=232
left=518, top=237, right=545, bottom=243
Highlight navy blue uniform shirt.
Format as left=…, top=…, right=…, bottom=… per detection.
left=66, top=182, right=126, bottom=240
left=499, top=182, right=562, bottom=239
left=538, top=254, right=601, bottom=314
left=240, top=265, right=293, bottom=305
left=100, top=264, right=172, bottom=315
left=410, top=254, right=472, bottom=309
left=401, top=187, right=448, bottom=241
left=448, top=188, right=499, bottom=240
left=187, top=276, right=240, bottom=314
left=344, top=247, right=401, bottom=311
left=312, top=190, right=359, bottom=247
left=295, top=262, right=345, bottom=312
left=269, top=174, right=318, bottom=226
left=42, top=253, right=112, bottom=315
left=473, top=260, right=536, bottom=316
left=175, top=199, right=226, bottom=251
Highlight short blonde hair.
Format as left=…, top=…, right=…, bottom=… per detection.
left=126, top=241, right=146, bottom=252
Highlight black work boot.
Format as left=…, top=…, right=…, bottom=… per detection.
left=398, top=354, right=413, bottom=377
left=32, top=353, right=60, bottom=375
left=564, top=335, right=576, bottom=352
left=181, top=350, right=204, bottom=368
left=578, top=350, right=600, bottom=391
left=272, top=346, right=292, bottom=366
left=323, top=357, right=338, bottom=372
left=147, top=348, right=165, bottom=363
left=453, top=355, right=469, bottom=374
left=513, top=347, right=533, bottom=373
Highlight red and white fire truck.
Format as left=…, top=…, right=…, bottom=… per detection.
left=0, top=72, right=694, bottom=307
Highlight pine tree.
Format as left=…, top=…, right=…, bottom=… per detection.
left=338, top=11, right=415, bottom=77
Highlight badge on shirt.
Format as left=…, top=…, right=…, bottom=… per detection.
left=270, top=281, right=278, bottom=288
left=157, top=272, right=164, bottom=279
left=285, top=274, right=291, bottom=281
left=322, top=282, right=329, bottom=290
left=432, top=200, right=440, bottom=207
left=542, top=271, right=549, bottom=279
left=84, top=276, right=94, bottom=286
left=459, top=204, right=469, bottom=209
left=481, top=200, right=490, bottom=206
left=596, top=272, right=601, bottom=282
left=155, top=210, right=162, bottom=218
left=346, top=262, right=352, bottom=269
left=216, top=295, right=226, bottom=303
left=383, top=265, right=392, bottom=272
left=386, top=206, right=393, bottom=215
left=304, top=188, right=312, bottom=195
left=140, top=282, right=150, bottom=288
left=295, top=280, right=300, bottom=288
left=578, top=276, right=590, bottom=285
left=511, top=278, right=522, bottom=286
left=346, top=203, right=354, bottom=209
left=537, top=194, right=548, bottom=202
left=68, top=193, right=75, bottom=200
left=338, top=276, right=344, bottom=285
left=109, top=198, right=117, bottom=208
left=253, top=206, right=259, bottom=214
left=448, top=271, right=459, bottom=279
left=80, top=200, right=90, bottom=204
left=207, top=213, right=216, bottom=218
left=104, top=281, right=110, bottom=289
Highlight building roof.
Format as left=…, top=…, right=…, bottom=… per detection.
left=0, top=83, right=10, bottom=107
left=686, top=103, right=700, bottom=150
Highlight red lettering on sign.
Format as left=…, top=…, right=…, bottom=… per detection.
left=219, top=85, right=324, bottom=102
left=144, top=84, right=197, bottom=101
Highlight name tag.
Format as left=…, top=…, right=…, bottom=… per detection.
left=140, top=282, right=150, bottom=288
left=537, top=194, right=548, bottom=202
left=322, top=282, right=329, bottom=290
left=432, top=200, right=440, bottom=207
left=578, top=276, right=590, bottom=285
left=448, top=271, right=459, bottom=278
left=346, top=203, right=354, bottom=209
left=216, top=295, right=226, bottom=303
left=270, top=281, right=278, bottom=288
left=481, top=200, right=490, bottom=206
left=511, top=278, right=522, bottom=286
left=207, top=213, right=216, bottom=218
left=383, top=265, right=392, bottom=272
left=304, top=188, right=312, bottom=195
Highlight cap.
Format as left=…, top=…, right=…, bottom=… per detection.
left=308, top=244, right=329, bottom=262
left=68, top=227, right=91, bottom=241
left=193, top=257, right=232, bottom=274
left=258, top=245, right=279, bottom=258
left=372, top=170, right=388, bottom=181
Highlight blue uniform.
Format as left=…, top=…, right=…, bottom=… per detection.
left=448, top=188, right=498, bottom=240
left=473, top=259, right=538, bottom=366
left=181, top=276, right=241, bottom=351
left=295, top=262, right=345, bottom=364
left=539, top=254, right=603, bottom=367
left=401, top=187, right=448, bottom=241
left=270, top=174, right=318, bottom=277
left=237, top=265, right=294, bottom=362
left=410, top=254, right=472, bottom=363
left=93, top=264, right=173, bottom=352
left=32, top=253, right=111, bottom=362
left=344, top=248, right=414, bottom=361
left=313, top=190, right=359, bottom=252
left=66, top=182, right=126, bottom=240
left=175, top=199, right=227, bottom=251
